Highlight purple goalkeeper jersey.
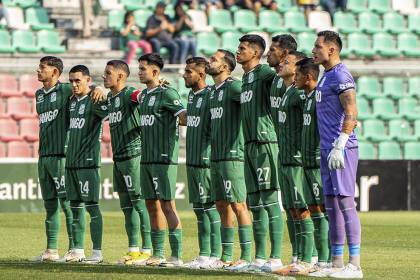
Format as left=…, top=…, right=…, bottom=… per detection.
left=315, top=63, right=358, bottom=150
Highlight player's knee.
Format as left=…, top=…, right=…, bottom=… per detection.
left=231, top=202, right=247, bottom=215
left=160, top=200, right=176, bottom=215
left=308, top=204, right=324, bottom=214
left=297, top=208, right=311, bottom=219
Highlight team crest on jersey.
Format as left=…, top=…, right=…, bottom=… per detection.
left=188, top=94, right=194, bottom=104
left=37, top=94, right=44, bottom=103
left=50, top=92, right=56, bottom=102
left=196, top=97, right=202, bottom=108
left=218, top=90, right=223, bottom=101
left=248, top=72, right=254, bottom=83
left=115, top=96, right=120, bottom=108
left=78, top=104, right=85, bottom=115
left=70, top=101, right=76, bottom=111
left=148, top=96, right=156, bottom=106
left=210, top=90, right=215, bottom=99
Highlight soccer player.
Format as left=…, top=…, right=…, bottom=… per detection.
left=235, top=34, right=284, bottom=272
left=205, top=49, right=253, bottom=270
left=312, top=30, right=363, bottom=278
left=183, top=57, right=222, bottom=268
left=102, top=60, right=152, bottom=265
left=64, top=65, right=109, bottom=263
left=294, top=58, right=331, bottom=275
left=132, top=53, right=186, bottom=267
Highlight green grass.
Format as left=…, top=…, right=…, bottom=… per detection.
left=0, top=212, right=419, bottom=279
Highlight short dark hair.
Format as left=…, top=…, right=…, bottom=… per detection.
left=239, top=34, right=266, bottom=54
left=107, top=60, right=130, bottom=77
left=69, top=64, right=90, bottom=76
left=186, top=56, right=207, bottom=68
left=217, top=49, right=236, bottom=72
left=288, top=50, right=307, bottom=62
left=271, top=34, right=297, bottom=52
left=296, top=58, right=320, bottom=80
left=138, top=53, right=164, bottom=69
left=40, top=56, right=64, bottom=75
left=317, top=30, right=342, bottom=52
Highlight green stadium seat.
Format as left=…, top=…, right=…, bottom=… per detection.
left=37, top=30, right=66, bottom=53
left=383, top=12, right=407, bottom=34
left=12, top=30, right=40, bottom=53
left=177, top=77, right=189, bottom=96
left=1, top=0, right=17, bottom=7
left=398, top=33, right=420, bottom=58
left=358, top=141, right=376, bottom=159
left=276, top=0, right=292, bottom=12
left=16, top=0, right=39, bottom=8
left=259, top=10, right=284, bottom=33
left=372, top=98, right=398, bottom=120
left=408, top=77, right=420, bottom=97
left=383, top=77, right=405, bottom=100
left=234, top=9, right=261, bottom=32
left=373, top=32, right=401, bottom=58
left=0, top=30, right=15, bottom=53
left=197, top=32, right=219, bottom=56
left=363, top=119, right=391, bottom=142
left=221, top=31, right=243, bottom=53
left=108, top=10, right=124, bottom=31
left=408, top=14, right=420, bottom=35
left=334, top=12, right=358, bottom=34
left=340, top=36, right=350, bottom=58
left=347, top=0, right=366, bottom=13
left=347, top=33, right=376, bottom=57
left=145, top=0, right=161, bottom=9
left=399, top=97, right=420, bottom=120
left=284, top=11, right=312, bottom=33
left=368, top=0, right=390, bottom=14
left=404, top=142, right=420, bottom=160
left=357, top=76, right=381, bottom=99
left=25, top=7, right=54, bottom=31
left=414, top=120, right=420, bottom=138
left=297, top=32, right=317, bottom=56
left=358, top=12, right=382, bottom=34
left=354, top=123, right=365, bottom=140
left=378, top=141, right=402, bottom=159
left=120, top=0, right=145, bottom=11
left=357, top=97, right=372, bottom=120
left=134, top=9, right=153, bottom=29
left=389, top=119, right=417, bottom=141
left=209, top=9, right=236, bottom=33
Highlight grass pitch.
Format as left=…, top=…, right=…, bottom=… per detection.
left=0, top=211, right=419, bottom=280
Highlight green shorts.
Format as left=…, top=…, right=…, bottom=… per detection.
left=303, top=168, right=324, bottom=206
left=187, top=166, right=212, bottom=204
left=247, top=189, right=282, bottom=210
left=113, top=156, right=142, bottom=198
left=140, top=163, right=177, bottom=200
left=278, top=165, right=306, bottom=209
left=66, top=168, right=100, bottom=202
left=210, top=161, right=246, bottom=203
left=244, top=142, right=279, bottom=193
left=38, top=156, right=67, bottom=200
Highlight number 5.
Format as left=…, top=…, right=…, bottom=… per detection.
left=153, top=177, right=158, bottom=191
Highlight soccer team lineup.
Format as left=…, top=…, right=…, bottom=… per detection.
left=31, top=31, right=363, bottom=278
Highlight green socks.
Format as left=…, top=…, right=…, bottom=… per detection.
left=221, top=227, right=234, bottom=262
left=119, top=192, right=140, bottom=248
left=250, top=207, right=268, bottom=260
left=205, top=205, right=222, bottom=258
left=294, top=219, right=302, bottom=260
left=312, top=212, right=330, bottom=262
left=265, top=202, right=284, bottom=259
left=59, top=198, right=74, bottom=250
left=70, top=202, right=86, bottom=249
left=286, top=212, right=298, bottom=258
left=238, top=225, right=252, bottom=262
left=132, top=198, right=152, bottom=250
left=44, top=199, right=60, bottom=250
left=85, top=203, right=103, bottom=250
left=194, top=204, right=211, bottom=257
left=300, top=217, right=315, bottom=263
left=151, top=230, right=166, bottom=258
left=169, top=228, right=182, bottom=258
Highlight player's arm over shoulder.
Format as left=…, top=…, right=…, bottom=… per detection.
left=130, top=88, right=144, bottom=103
left=164, top=87, right=187, bottom=125
left=260, top=64, right=276, bottom=84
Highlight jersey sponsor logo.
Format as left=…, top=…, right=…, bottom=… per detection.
left=148, top=96, right=156, bottom=106
left=50, top=92, right=56, bottom=102
left=115, top=96, right=120, bottom=108
left=315, top=90, right=322, bottom=103
left=303, top=113, right=311, bottom=126
left=278, top=111, right=286, bottom=123
left=69, top=117, right=86, bottom=129
left=196, top=97, right=202, bottom=108
left=218, top=90, right=223, bottom=101
left=240, top=90, right=253, bottom=104
left=39, top=109, right=59, bottom=124
left=78, top=104, right=85, bottom=115
left=37, top=94, right=44, bottom=103
left=187, top=115, right=201, bottom=127
left=108, top=111, right=122, bottom=124
left=140, top=114, right=155, bottom=126
left=248, top=72, right=254, bottom=83
left=270, top=96, right=281, bottom=108
left=339, top=82, right=354, bottom=91
left=70, top=101, right=76, bottom=111
left=210, top=107, right=223, bottom=119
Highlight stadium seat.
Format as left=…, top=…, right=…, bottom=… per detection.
left=284, top=11, right=313, bottom=33
left=358, top=141, right=376, bottom=159
left=404, top=142, right=420, bottom=159
left=378, top=141, right=402, bottom=160
left=187, top=10, right=213, bottom=32
left=347, top=0, right=366, bottom=13
left=357, top=97, right=372, bottom=120
left=145, top=0, right=162, bottom=9
left=383, top=12, right=407, bottom=35
left=197, top=32, right=219, bottom=56
left=372, top=98, right=398, bottom=120
left=102, top=121, right=111, bottom=143
left=209, top=9, right=236, bottom=33
left=5, top=7, right=29, bottom=30
left=16, top=0, right=39, bottom=8
left=392, top=0, right=416, bottom=15
left=398, top=97, right=420, bottom=120
left=408, top=77, right=420, bottom=97
left=354, top=122, right=365, bottom=140
left=7, top=97, right=34, bottom=120
left=276, top=0, right=293, bottom=12
left=25, top=7, right=54, bottom=31
left=0, top=119, right=23, bottom=142
left=0, top=74, right=20, bottom=97
left=373, top=32, right=401, bottom=58
left=0, top=143, right=5, bottom=158
left=7, top=140, right=32, bottom=157
left=37, top=30, right=66, bottom=53
left=120, top=0, right=145, bottom=11
left=368, top=0, right=390, bottom=14
left=389, top=119, right=416, bottom=141
left=308, top=11, right=332, bottom=32
left=133, top=9, right=153, bottom=29
left=12, top=30, right=40, bottom=53
left=1, top=0, right=17, bottom=7
left=0, top=30, right=15, bottom=53
left=363, top=119, right=390, bottom=142
left=19, top=118, right=39, bottom=142
left=234, top=9, right=261, bottom=32
left=398, top=33, right=420, bottom=58
left=358, top=12, right=381, bottom=34
left=383, top=77, right=405, bottom=99
left=347, top=33, right=376, bottom=57
left=334, top=12, right=358, bottom=34
left=98, top=0, right=123, bottom=11
left=108, top=9, right=124, bottom=31
left=259, top=10, right=284, bottom=33
left=19, top=74, right=40, bottom=97
left=247, top=31, right=270, bottom=54
left=408, top=14, right=420, bottom=35
left=357, top=76, right=381, bottom=99
left=221, top=31, right=243, bottom=53
left=297, top=32, right=317, bottom=56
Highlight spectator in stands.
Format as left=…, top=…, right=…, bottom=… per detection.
left=145, top=1, right=180, bottom=64
left=320, top=0, right=347, bottom=21
left=173, top=2, right=197, bottom=64
left=0, top=0, right=10, bottom=25
left=222, top=0, right=276, bottom=14
left=120, top=11, right=152, bottom=64
left=297, top=0, right=319, bottom=20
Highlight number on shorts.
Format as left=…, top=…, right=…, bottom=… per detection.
left=152, top=177, right=158, bottom=191
left=198, top=182, right=204, bottom=196
left=312, top=183, right=320, bottom=197
left=223, top=180, right=232, bottom=194
left=257, top=167, right=270, bottom=183
left=123, top=175, right=133, bottom=189
left=53, top=176, right=64, bottom=190
left=79, top=181, right=89, bottom=194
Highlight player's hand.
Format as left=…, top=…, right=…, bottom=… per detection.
left=159, top=78, right=170, bottom=87
left=328, top=147, right=345, bottom=169
left=91, top=86, right=107, bottom=103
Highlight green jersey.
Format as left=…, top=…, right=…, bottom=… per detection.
left=209, top=78, right=244, bottom=162
left=240, top=64, right=277, bottom=144
left=36, top=82, right=72, bottom=157
left=278, top=85, right=306, bottom=166
left=269, top=75, right=287, bottom=140
left=137, top=86, right=185, bottom=165
left=66, top=93, right=109, bottom=168
left=186, top=86, right=212, bottom=167
left=302, top=90, right=320, bottom=168
left=107, top=86, right=142, bottom=161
